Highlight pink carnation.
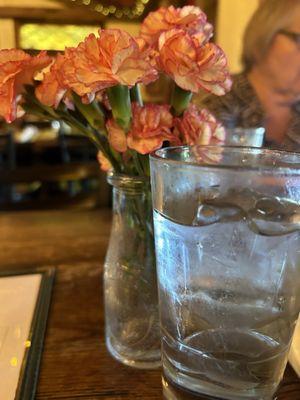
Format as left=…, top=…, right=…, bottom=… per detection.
left=175, top=104, right=226, bottom=146
left=107, top=103, right=177, bottom=155
left=140, top=6, right=213, bottom=47
left=158, top=29, right=231, bottom=95
left=0, top=49, right=51, bottom=122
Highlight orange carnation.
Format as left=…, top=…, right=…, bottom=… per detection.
left=36, top=53, right=68, bottom=108
left=60, top=29, right=158, bottom=97
left=140, top=6, right=213, bottom=47
left=175, top=104, right=226, bottom=146
left=128, top=103, right=176, bottom=154
left=158, top=29, right=231, bottom=95
left=0, top=49, right=51, bottom=122
left=107, top=103, right=176, bottom=155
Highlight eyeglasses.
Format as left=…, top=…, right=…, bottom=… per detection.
left=278, top=29, right=300, bottom=45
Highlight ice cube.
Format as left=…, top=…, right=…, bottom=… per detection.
left=222, top=188, right=258, bottom=212
left=248, top=196, right=300, bottom=236
left=193, top=203, right=245, bottom=226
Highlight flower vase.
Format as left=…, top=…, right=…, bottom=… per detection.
left=104, top=172, right=161, bottom=369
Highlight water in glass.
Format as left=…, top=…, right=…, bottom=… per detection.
left=154, top=188, right=299, bottom=400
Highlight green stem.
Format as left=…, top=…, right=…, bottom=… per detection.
left=24, top=86, right=124, bottom=172
left=93, top=128, right=124, bottom=172
left=107, top=85, right=132, bottom=132
left=23, top=95, right=60, bottom=120
left=57, top=111, right=121, bottom=173
left=130, top=84, right=143, bottom=106
left=72, top=92, right=107, bottom=134
left=139, top=155, right=150, bottom=177
left=170, top=84, right=193, bottom=116
left=132, top=151, right=144, bottom=176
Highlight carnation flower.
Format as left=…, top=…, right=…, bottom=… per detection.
left=158, top=29, right=231, bottom=95
left=107, top=103, right=177, bottom=155
left=60, top=29, right=158, bottom=98
left=0, top=49, right=51, bottom=122
left=140, top=6, right=213, bottom=47
left=175, top=104, right=226, bottom=146
left=35, top=53, right=68, bottom=108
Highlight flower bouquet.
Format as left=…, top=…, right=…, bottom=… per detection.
left=0, top=5, right=231, bottom=368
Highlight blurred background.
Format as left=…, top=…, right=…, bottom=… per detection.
left=0, top=0, right=260, bottom=211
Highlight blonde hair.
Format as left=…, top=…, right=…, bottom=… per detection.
left=242, top=0, right=300, bottom=71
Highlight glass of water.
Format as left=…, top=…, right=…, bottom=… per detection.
left=150, top=146, right=300, bottom=400
left=225, top=127, right=265, bottom=147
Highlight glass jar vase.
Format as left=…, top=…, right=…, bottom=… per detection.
left=104, top=172, right=161, bottom=369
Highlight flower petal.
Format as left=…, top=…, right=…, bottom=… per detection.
left=0, top=49, right=51, bottom=122
left=0, top=79, right=15, bottom=123
left=61, top=29, right=158, bottom=96
left=176, top=104, right=226, bottom=146
left=106, top=119, right=127, bottom=153
left=127, top=135, right=163, bottom=155
left=97, top=151, right=112, bottom=172
left=141, top=6, right=212, bottom=47
left=158, top=30, right=231, bottom=95
left=127, top=103, right=175, bottom=155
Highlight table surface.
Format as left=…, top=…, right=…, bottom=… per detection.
left=0, top=210, right=298, bottom=400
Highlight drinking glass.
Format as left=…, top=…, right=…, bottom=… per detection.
left=225, top=127, right=265, bottom=147
left=150, top=146, right=300, bottom=400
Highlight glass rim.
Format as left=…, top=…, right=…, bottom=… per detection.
left=150, top=145, right=300, bottom=173
left=107, top=171, right=149, bottom=191
left=226, top=127, right=265, bottom=135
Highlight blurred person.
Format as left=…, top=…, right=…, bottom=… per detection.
left=196, top=0, right=300, bottom=151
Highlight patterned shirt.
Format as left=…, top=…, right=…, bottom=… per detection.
left=194, top=73, right=300, bottom=152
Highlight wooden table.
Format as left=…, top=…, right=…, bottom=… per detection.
left=0, top=210, right=298, bottom=400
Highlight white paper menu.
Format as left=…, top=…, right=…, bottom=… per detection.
left=0, top=274, right=42, bottom=400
